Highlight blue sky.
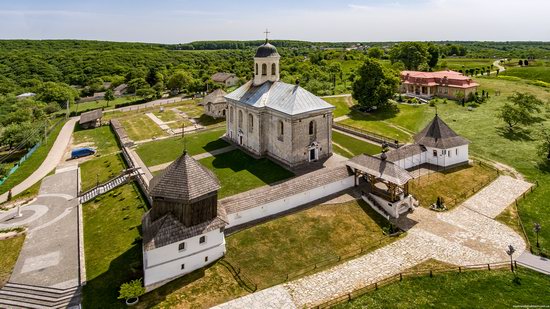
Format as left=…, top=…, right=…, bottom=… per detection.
left=1, top=0, right=549, bottom=43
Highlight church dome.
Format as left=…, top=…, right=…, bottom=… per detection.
left=255, top=42, right=279, bottom=58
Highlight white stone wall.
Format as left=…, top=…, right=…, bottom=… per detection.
left=392, top=152, right=427, bottom=170
left=425, top=145, right=468, bottom=167
left=253, top=57, right=279, bottom=85
left=289, top=112, right=333, bottom=165
left=143, top=229, right=226, bottom=288
left=226, top=175, right=355, bottom=228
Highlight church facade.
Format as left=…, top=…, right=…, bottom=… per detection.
left=225, top=41, right=335, bottom=169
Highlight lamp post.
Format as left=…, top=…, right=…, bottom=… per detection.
left=534, top=223, right=541, bottom=248
left=506, top=244, right=515, bottom=272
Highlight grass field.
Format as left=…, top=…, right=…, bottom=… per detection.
left=71, top=97, right=140, bottom=114
left=335, top=267, right=550, bottom=309
left=199, top=149, right=294, bottom=198
left=437, top=58, right=494, bottom=71
left=135, top=127, right=228, bottom=167
left=226, top=200, right=394, bottom=289
left=79, top=154, right=127, bottom=191
left=323, top=96, right=353, bottom=118
left=72, top=125, right=120, bottom=155
left=409, top=162, right=499, bottom=209
left=119, top=114, right=167, bottom=141
left=82, top=184, right=147, bottom=309
left=332, top=130, right=381, bottom=158
left=502, top=63, right=550, bottom=83
left=0, top=119, right=66, bottom=195
left=0, top=234, right=25, bottom=288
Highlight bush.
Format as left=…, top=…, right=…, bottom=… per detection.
left=118, top=278, right=145, bottom=300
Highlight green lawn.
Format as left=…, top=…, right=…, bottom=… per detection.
left=437, top=58, right=494, bottom=71
left=502, top=63, right=550, bottom=83
left=79, top=154, right=127, bottom=192
left=335, top=267, right=550, bottom=309
left=173, top=100, right=204, bottom=118
left=332, top=130, right=381, bottom=158
left=409, top=162, right=499, bottom=209
left=226, top=200, right=395, bottom=289
left=0, top=234, right=25, bottom=288
left=72, top=125, right=120, bottom=155
left=135, top=127, right=228, bottom=167
left=167, top=119, right=194, bottom=130
left=323, top=96, right=353, bottom=118
left=119, top=114, right=167, bottom=141
left=0, top=119, right=66, bottom=195
left=199, top=149, right=294, bottom=198
left=152, top=110, right=181, bottom=123
left=82, top=184, right=148, bottom=309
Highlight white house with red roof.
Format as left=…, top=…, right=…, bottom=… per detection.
left=400, top=70, right=479, bottom=100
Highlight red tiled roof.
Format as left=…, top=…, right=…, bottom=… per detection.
left=400, top=70, right=478, bottom=89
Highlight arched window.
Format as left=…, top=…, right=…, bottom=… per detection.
left=229, top=107, right=234, bottom=123
left=308, top=120, right=316, bottom=135
left=271, top=63, right=276, bottom=75
left=207, top=103, right=211, bottom=112
left=255, top=63, right=258, bottom=76
left=262, top=63, right=267, bottom=76
left=248, top=114, right=254, bottom=133
left=278, top=120, right=284, bottom=136
left=238, top=110, right=243, bottom=128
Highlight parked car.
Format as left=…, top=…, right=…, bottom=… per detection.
left=71, top=147, right=96, bottom=159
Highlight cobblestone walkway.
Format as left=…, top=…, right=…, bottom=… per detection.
left=214, top=176, right=532, bottom=309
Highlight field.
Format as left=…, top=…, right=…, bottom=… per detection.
left=72, top=125, right=120, bottom=155
left=79, top=154, right=127, bottom=191
left=119, top=114, right=167, bottom=141
left=335, top=266, right=550, bottom=309
left=70, top=96, right=141, bottom=114
left=135, top=127, right=228, bottom=167
left=0, top=119, right=66, bottom=195
left=0, top=234, right=25, bottom=288
left=323, top=96, right=353, bottom=118
left=409, top=162, right=499, bottom=209
left=332, top=130, right=381, bottom=158
left=502, top=61, right=550, bottom=83
left=437, top=58, right=494, bottom=71
left=81, top=184, right=148, bottom=309
left=199, top=149, right=295, bottom=198
left=225, top=200, right=395, bottom=289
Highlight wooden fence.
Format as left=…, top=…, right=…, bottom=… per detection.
left=312, top=261, right=512, bottom=309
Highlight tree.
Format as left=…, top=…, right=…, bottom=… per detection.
left=0, top=122, right=42, bottom=149
left=127, top=78, right=148, bottom=94
left=36, top=82, right=79, bottom=106
left=498, top=92, right=544, bottom=131
left=327, top=62, right=342, bottom=90
left=167, top=71, right=192, bottom=94
left=104, top=89, right=115, bottom=106
left=536, top=124, right=550, bottom=161
left=389, top=42, right=429, bottom=70
left=427, top=44, right=440, bottom=69
left=367, top=47, right=384, bottom=59
left=118, top=279, right=145, bottom=301
left=352, top=58, right=399, bottom=109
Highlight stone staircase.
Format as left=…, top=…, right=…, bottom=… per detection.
left=0, top=282, right=80, bottom=309
left=361, top=193, right=391, bottom=220
left=79, top=169, right=140, bottom=204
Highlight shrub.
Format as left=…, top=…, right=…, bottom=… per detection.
left=118, top=278, right=145, bottom=300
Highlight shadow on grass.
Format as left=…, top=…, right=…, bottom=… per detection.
left=356, top=198, right=395, bottom=231
left=496, top=126, right=534, bottom=141
left=347, top=104, right=400, bottom=122
left=536, top=160, right=550, bottom=174
left=82, top=244, right=143, bottom=309
left=209, top=150, right=294, bottom=186
left=197, top=114, right=225, bottom=127
left=203, top=138, right=230, bottom=153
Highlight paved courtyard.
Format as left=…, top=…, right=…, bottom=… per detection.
left=215, top=175, right=533, bottom=308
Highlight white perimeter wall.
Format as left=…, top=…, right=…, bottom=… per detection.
left=143, top=229, right=225, bottom=287
left=393, top=145, right=469, bottom=169
left=226, top=175, right=355, bottom=228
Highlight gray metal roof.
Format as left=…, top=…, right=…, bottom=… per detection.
left=414, top=115, right=469, bottom=149
left=79, top=109, right=103, bottom=124
left=149, top=152, right=220, bottom=201
left=199, top=88, right=227, bottom=106
left=347, top=154, right=413, bottom=186
left=255, top=42, right=279, bottom=58
left=225, top=80, right=334, bottom=116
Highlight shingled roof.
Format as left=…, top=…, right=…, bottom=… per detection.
left=414, top=115, right=469, bottom=149
left=79, top=109, right=102, bottom=124
left=211, top=72, right=236, bottom=83
left=142, top=205, right=227, bottom=251
left=225, top=80, right=334, bottom=116
left=149, top=152, right=220, bottom=201
left=347, top=154, right=413, bottom=186
left=385, top=144, right=427, bottom=162
left=199, top=88, right=227, bottom=106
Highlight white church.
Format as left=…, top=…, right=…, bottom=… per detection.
left=224, top=39, right=335, bottom=169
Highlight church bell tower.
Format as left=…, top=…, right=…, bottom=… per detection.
left=253, top=29, right=280, bottom=86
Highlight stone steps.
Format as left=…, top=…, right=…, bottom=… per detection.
left=0, top=282, right=80, bottom=309
left=362, top=194, right=391, bottom=220
left=79, top=170, right=139, bottom=203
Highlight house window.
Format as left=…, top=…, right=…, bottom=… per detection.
left=178, top=242, right=185, bottom=251
left=448, top=151, right=451, bottom=157
left=229, top=107, right=234, bottom=123
left=255, top=63, right=258, bottom=75
left=181, top=264, right=185, bottom=270
left=238, top=110, right=243, bottom=128
left=308, top=120, right=316, bottom=135
left=278, top=120, right=284, bottom=137
left=199, top=236, right=206, bottom=244
left=271, top=63, right=276, bottom=75
left=433, top=150, right=437, bottom=157
left=205, top=256, right=209, bottom=262
left=248, top=114, right=254, bottom=133
left=456, top=148, right=458, bottom=155
left=207, top=104, right=211, bottom=112
left=262, top=63, right=267, bottom=76
left=442, top=149, right=447, bottom=155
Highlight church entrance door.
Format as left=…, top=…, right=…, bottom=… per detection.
left=239, top=136, right=243, bottom=145
left=309, top=148, right=317, bottom=161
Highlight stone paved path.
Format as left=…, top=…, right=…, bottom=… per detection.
left=148, top=145, right=236, bottom=172
left=214, top=175, right=532, bottom=309
left=146, top=112, right=171, bottom=131
left=516, top=251, right=550, bottom=275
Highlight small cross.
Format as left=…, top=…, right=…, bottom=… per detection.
left=264, top=28, right=270, bottom=42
